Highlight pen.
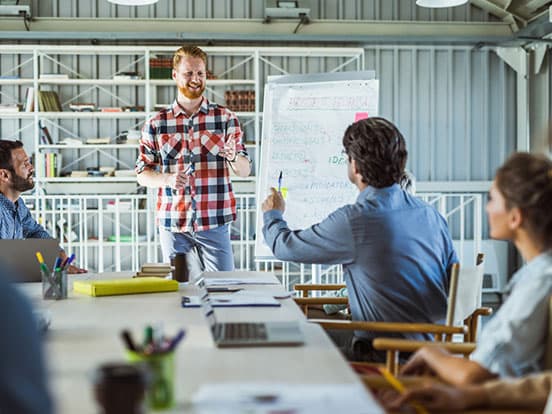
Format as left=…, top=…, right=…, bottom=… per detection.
left=35, top=251, right=50, bottom=274
left=166, top=329, right=186, bottom=352
left=120, top=329, right=138, bottom=352
left=53, top=257, right=62, bottom=272
left=61, top=253, right=75, bottom=270
left=65, top=253, right=76, bottom=267
left=379, top=368, right=429, bottom=414
left=277, top=170, right=282, bottom=193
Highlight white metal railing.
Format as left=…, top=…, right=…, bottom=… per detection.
left=22, top=192, right=258, bottom=273
left=22, top=192, right=482, bottom=284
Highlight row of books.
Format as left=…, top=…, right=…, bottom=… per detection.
left=23, top=88, right=61, bottom=111
left=34, top=152, right=62, bottom=178
left=224, top=90, right=256, bottom=112
left=39, top=91, right=62, bottom=112
left=68, top=103, right=145, bottom=112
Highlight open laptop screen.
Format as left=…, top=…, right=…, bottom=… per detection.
left=0, top=239, right=60, bottom=282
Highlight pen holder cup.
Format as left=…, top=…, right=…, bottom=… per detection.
left=126, top=350, right=175, bottom=410
left=42, top=269, right=68, bottom=300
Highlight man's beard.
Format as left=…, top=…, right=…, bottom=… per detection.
left=178, top=82, right=204, bottom=99
left=11, top=172, right=34, bottom=192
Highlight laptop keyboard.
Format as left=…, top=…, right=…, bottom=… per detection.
left=220, top=322, right=268, bottom=341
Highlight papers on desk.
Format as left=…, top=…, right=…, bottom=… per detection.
left=182, top=291, right=281, bottom=308
left=192, top=382, right=384, bottom=414
left=203, top=277, right=279, bottom=286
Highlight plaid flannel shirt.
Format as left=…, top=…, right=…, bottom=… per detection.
left=135, top=98, right=248, bottom=233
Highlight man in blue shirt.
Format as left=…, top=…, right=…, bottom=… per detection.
left=0, top=140, right=85, bottom=273
left=262, top=117, right=457, bottom=361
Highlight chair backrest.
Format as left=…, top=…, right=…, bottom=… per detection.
left=445, top=256, right=485, bottom=327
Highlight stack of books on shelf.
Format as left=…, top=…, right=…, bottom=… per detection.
left=0, top=103, right=21, bottom=113
left=121, top=105, right=145, bottom=112
left=224, top=90, right=255, bottom=112
left=39, top=73, right=70, bottom=80
left=99, top=107, right=123, bottom=112
left=69, top=103, right=96, bottom=112
left=135, top=263, right=172, bottom=278
left=86, top=137, right=111, bottom=144
left=38, top=91, right=62, bottom=112
left=113, top=71, right=142, bottom=80
left=149, top=57, right=172, bottom=79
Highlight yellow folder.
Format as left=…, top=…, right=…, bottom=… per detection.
left=73, top=277, right=178, bottom=297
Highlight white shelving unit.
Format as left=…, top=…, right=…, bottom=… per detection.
left=2, top=45, right=365, bottom=271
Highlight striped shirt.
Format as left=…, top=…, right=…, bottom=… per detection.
left=136, top=98, right=248, bottom=233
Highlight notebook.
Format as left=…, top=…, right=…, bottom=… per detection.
left=0, top=239, right=60, bottom=283
left=195, top=277, right=304, bottom=348
left=74, top=277, right=178, bottom=296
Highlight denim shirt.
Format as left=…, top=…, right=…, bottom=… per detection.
left=472, top=251, right=552, bottom=377
left=263, top=184, right=458, bottom=341
left=0, top=193, right=50, bottom=239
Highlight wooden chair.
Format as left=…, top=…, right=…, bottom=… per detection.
left=294, top=283, right=349, bottom=319
left=297, top=256, right=491, bottom=373
left=369, top=295, right=552, bottom=381
left=369, top=254, right=493, bottom=374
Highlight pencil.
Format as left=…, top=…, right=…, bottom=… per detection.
left=379, top=367, right=429, bottom=414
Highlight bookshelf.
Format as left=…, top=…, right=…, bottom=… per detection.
left=1, top=45, right=365, bottom=271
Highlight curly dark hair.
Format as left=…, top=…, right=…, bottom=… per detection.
left=495, top=152, right=552, bottom=249
left=0, top=139, right=23, bottom=171
left=342, top=117, right=407, bottom=188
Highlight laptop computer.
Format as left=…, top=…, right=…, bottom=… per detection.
left=0, top=239, right=60, bottom=282
left=195, top=277, right=304, bottom=347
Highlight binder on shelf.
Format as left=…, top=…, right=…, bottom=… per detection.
left=73, top=277, right=178, bottom=297
left=39, top=120, right=53, bottom=145
left=24, top=87, right=34, bottom=111
left=38, top=90, right=62, bottom=112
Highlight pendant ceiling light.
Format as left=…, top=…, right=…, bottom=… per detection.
left=107, top=0, right=159, bottom=6
left=416, top=0, right=468, bottom=7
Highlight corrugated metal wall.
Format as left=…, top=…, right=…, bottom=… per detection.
left=31, top=0, right=499, bottom=21
left=366, top=46, right=516, bottom=182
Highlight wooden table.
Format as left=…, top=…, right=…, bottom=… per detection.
left=20, top=271, right=383, bottom=413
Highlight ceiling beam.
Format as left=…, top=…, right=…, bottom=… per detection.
left=0, top=17, right=513, bottom=44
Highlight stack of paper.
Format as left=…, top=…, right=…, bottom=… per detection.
left=192, top=383, right=384, bottom=414
left=181, top=291, right=280, bottom=308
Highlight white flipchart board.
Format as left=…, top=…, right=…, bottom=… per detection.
left=255, top=71, right=379, bottom=259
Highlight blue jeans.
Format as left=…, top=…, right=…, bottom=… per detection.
left=159, top=224, right=234, bottom=280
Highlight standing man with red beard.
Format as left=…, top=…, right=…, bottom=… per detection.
left=136, top=46, right=251, bottom=276
left=0, top=139, right=86, bottom=273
